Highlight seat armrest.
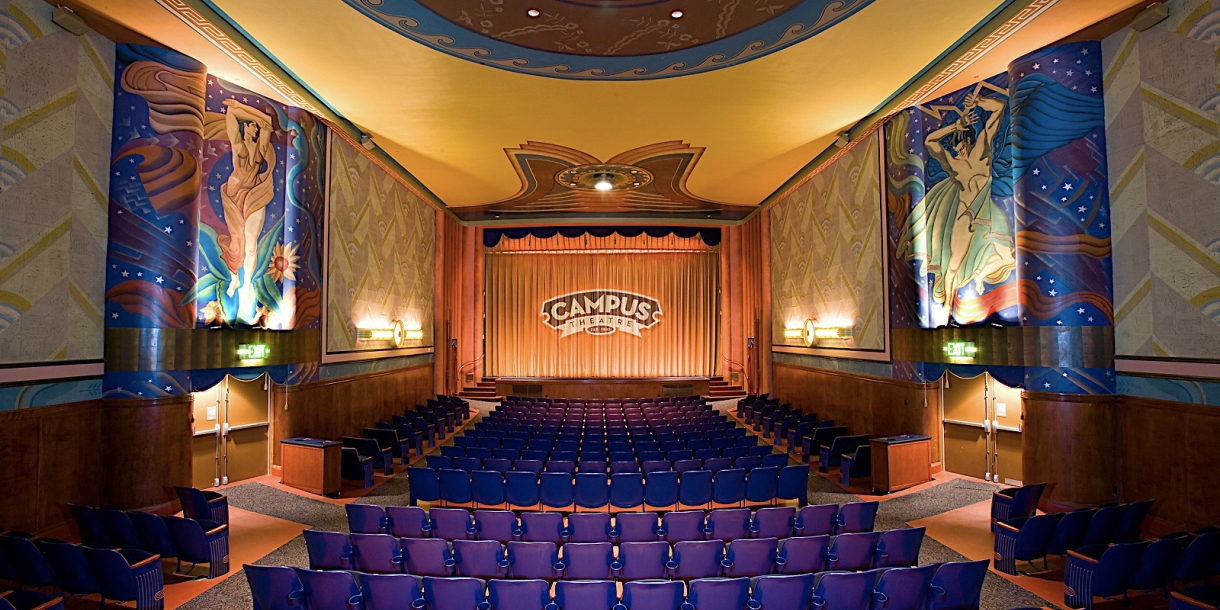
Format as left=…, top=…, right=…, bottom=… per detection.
left=130, top=553, right=163, bottom=568
left=1066, top=549, right=1099, bottom=564
left=994, top=520, right=1023, bottom=535
left=205, top=523, right=230, bottom=536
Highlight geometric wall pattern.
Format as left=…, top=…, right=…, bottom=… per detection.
left=327, top=135, right=435, bottom=353
left=770, top=131, right=885, bottom=351
left=1104, top=0, right=1220, bottom=359
left=0, top=0, right=113, bottom=365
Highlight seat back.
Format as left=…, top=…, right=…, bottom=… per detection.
left=519, top=512, right=565, bottom=543
left=540, top=472, right=575, bottom=508
left=812, top=571, right=873, bottom=610
left=712, top=469, right=747, bottom=505
left=350, top=533, right=403, bottom=574
left=575, top=473, right=610, bottom=509
left=68, top=504, right=111, bottom=547
left=669, top=540, right=724, bottom=580
left=1129, top=534, right=1189, bottom=592
left=40, top=540, right=100, bottom=596
left=363, top=573, right=425, bottom=610
left=173, top=486, right=217, bottom=523
left=439, top=469, right=474, bottom=504
left=688, top=577, right=750, bottom=610
left=794, top=504, right=838, bottom=536
left=99, top=508, right=143, bottom=549
left=473, top=510, right=517, bottom=543
left=611, top=473, right=645, bottom=509
left=1084, top=504, right=1126, bottom=546
left=645, top=471, right=680, bottom=508
left=303, top=529, right=351, bottom=570
left=708, top=508, right=752, bottom=542
left=472, top=471, right=508, bottom=506
left=1048, top=508, right=1097, bottom=556
left=128, top=510, right=178, bottom=558
left=777, top=535, right=829, bottom=575
left=569, top=513, right=613, bottom=543
left=401, top=537, right=455, bottom=577
left=488, top=579, right=550, bottom=610
left=617, top=512, right=661, bottom=543
left=661, top=511, right=707, bottom=543
left=723, top=537, right=779, bottom=577
left=561, top=542, right=615, bottom=580
left=875, top=527, right=926, bottom=568
left=622, top=580, right=685, bottom=610
left=872, top=564, right=937, bottom=610
left=1093, top=541, right=1150, bottom=597
left=407, top=467, right=441, bottom=504
left=745, top=467, right=780, bottom=503
left=1176, top=532, right=1220, bottom=581
left=422, top=576, right=488, bottom=610
left=1113, top=500, right=1155, bottom=542
left=836, top=501, right=879, bottom=534
left=507, top=541, right=561, bottom=580
left=554, top=580, right=618, bottom=610
left=245, top=564, right=304, bottom=610
left=752, top=574, right=815, bottom=610
left=81, top=545, right=154, bottom=604
left=387, top=506, right=433, bottom=538
left=926, top=559, right=989, bottom=610
left=452, top=539, right=508, bottom=580
left=432, top=508, right=476, bottom=540
left=827, top=531, right=881, bottom=572
left=347, top=504, right=388, bottom=534
left=619, top=541, right=669, bottom=580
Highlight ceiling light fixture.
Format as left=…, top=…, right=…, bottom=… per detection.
left=527, top=9, right=541, bottom=17
left=671, top=10, right=684, bottom=19
left=594, top=175, right=614, bottom=191
left=556, top=164, right=653, bottom=193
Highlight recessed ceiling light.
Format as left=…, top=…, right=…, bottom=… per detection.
left=671, top=10, right=684, bottom=18
left=527, top=9, right=540, bottom=17
left=594, top=179, right=613, bottom=192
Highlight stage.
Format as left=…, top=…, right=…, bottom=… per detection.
left=493, top=377, right=711, bottom=399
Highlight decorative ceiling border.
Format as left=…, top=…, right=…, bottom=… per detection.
left=154, top=0, right=449, bottom=213
left=341, top=0, right=875, bottom=81
left=762, top=0, right=1056, bottom=209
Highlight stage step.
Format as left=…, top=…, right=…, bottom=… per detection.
left=458, top=386, right=501, bottom=400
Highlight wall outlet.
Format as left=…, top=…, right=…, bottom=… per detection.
left=995, top=402, right=1007, bottom=418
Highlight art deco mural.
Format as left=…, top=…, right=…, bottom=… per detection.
left=0, top=0, right=113, bottom=366
left=886, top=41, right=1114, bottom=394
left=1104, top=0, right=1220, bottom=360
left=327, top=136, right=436, bottom=354
left=104, top=44, right=325, bottom=396
left=770, top=131, right=884, bottom=351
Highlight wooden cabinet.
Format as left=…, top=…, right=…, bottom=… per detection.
left=870, top=435, right=932, bottom=494
left=281, top=438, right=341, bottom=497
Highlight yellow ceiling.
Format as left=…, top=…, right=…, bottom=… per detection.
left=202, top=0, right=1007, bottom=207
left=66, top=0, right=1148, bottom=213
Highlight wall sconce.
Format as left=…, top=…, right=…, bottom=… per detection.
left=358, top=320, right=410, bottom=348
left=783, top=327, right=804, bottom=340
left=802, top=319, right=853, bottom=346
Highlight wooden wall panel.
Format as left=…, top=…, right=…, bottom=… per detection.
left=272, top=363, right=435, bottom=465
left=0, top=395, right=190, bottom=534
left=100, top=397, right=192, bottom=511
left=1022, top=392, right=1118, bottom=510
left=771, top=361, right=940, bottom=461
left=436, top=215, right=481, bottom=394
left=1118, top=395, right=1220, bottom=530
left=723, top=213, right=771, bottom=394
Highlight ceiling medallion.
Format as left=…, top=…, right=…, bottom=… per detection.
left=556, top=164, right=653, bottom=193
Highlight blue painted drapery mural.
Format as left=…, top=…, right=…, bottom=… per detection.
left=886, top=41, right=1115, bottom=394
left=103, top=44, right=324, bottom=397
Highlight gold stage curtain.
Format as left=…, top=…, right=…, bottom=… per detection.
left=486, top=235, right=720, bottom=378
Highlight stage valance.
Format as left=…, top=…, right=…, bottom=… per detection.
left=483, top=226, right=721, bottom=248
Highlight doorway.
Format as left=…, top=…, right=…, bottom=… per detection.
left=190, top=374, right=271, bottom=488
left=940, top=371, right=1024, bottom=485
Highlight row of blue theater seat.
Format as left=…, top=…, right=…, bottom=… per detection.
left=0, top=532, right=162, bottom=610
left=247, top=560, right=989, bottom=610
left=407, top=466, right=811, bottom=510
left=66, top=504, right=230, bottom=579
left=436, top=447, right=777, bottom=468
left=993, top=500, right=1156, bottom=575
left=345, top=503, right=880, bottom=542
left=303, top=529, right=924, bottom=579
left=456, top=430, right=754, bottom=450
left=427, top=454, right=790, bottom=474
left=471, top=419, right=730, bottom=435
left=1063, top=530, right=1220, bottom=610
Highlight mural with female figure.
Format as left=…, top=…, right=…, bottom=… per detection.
left=104, top=44, right=324, bottom=396
left=887, top=41, right=1115, bottom=394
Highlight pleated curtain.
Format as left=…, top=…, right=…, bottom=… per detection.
left=485, top=233, right=720, bottom=378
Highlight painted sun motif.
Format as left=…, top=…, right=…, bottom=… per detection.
left=268, top=242, right=299, bottom=283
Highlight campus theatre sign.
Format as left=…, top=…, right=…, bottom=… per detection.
left=540, top=290, right=662, bottom=337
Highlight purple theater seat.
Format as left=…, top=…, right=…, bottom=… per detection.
left=871, top=564, right=937, bottom=610
left=826, top=531, right=881, bottom=572
left=432, top=508, right=476, bottom=541
left=750, top=574, right=815, bottom=610
left=294, top=568, right=364, bottom=610
left=350, top=533, right=404, bottom=574
left=163, top=515, right=229, bottom=579
left=554, top=581, right=619, bottom=610
left=81, top=546, right=164, bottom=610
left=834, top=502, right=878, bottom=534
left=560, top=542, right=616, bottom=580
left=874, top=527, right=925, bottom=568
left=507, top=541, right=563, bottom=581
left=488, top=579, right=550, bottom=610
left=387, top=506, right=434, bottom=539
left=174, top=486, right=229, bottom=525
left=347, top=504, right=388, bottom=534
left=568, top=513, right=613, bottom=543
left=660, top=511, right=707, bottom=543
left=618, top=541, right=670, bottom=580
left=926, top=559, right=990, bottom=610
left=811, top=571, right=873, bottom=610
left=793, top=504, right=837, bottom=537
left=622, top=580, right=685, bottom=610
left=302, top=529, right=351, bottom=570
left=474, top=510, right=518, bottom=543
left=453, top=539, right=509, bottom=579
left=751, top=507, right=795, bottom=539
left=688, top=577, right=750, bottom=610
left=616, top=513, right=662, bottom=543
left=668, top=540, right=724, bottom=580
left=776, top=535, right=829, bottom=575
left=401, top=537, right=456, bottom=576
left=706, top=508, right=752, bottom=542
left=362, top=573, right=426, bottom=610
left=722, top=537, right=779, bottom=578
left=244, top=564, right=304, bottom=610
left=422, top=576, right=489, bottom=610
left=519, top=512, right=566, bottom=543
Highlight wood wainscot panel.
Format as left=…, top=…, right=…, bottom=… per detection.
left=37, top=404, right=102, bottom=531
left=0, top=405, right=70, bottom=532
left=100, top=396, right=192, bottom=511
left=1022, top=391, right=1118, bottom=510
left=493, top=378, right=711, bottom=399
left=771, top=361, right=940, bottom=463
left=272, top=363, right=435, bottom=466
left=1118, top=394, right=1220, bottom=531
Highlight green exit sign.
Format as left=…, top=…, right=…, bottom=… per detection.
left=943, top=341, right=978, bottom=358
left=237, top=343, right=270, bottom=359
